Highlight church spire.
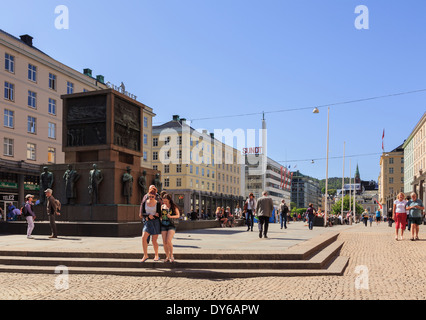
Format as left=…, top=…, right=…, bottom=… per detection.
left=355, top=164, right=361, bottom=183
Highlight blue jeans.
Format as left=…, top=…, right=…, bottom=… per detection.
left=308, top=217, right=314, bottom=230
left=280, top=214, right=287, bottom=229
left=246, top=210, right=254, bottom=230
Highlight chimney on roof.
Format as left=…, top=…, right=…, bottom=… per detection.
left=96, top=75, right=105, bottom=84
left=83, top=68, right=93, bottom=77
left=172, top=115, right=180, bottom=122
left=20, top=34, right=33, bottom=47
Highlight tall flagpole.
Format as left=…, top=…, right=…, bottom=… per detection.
left=324, top=107, right=330, bottom=227
left=349, top=159, right=352, bottom=217
left=341, top=142, right=345, bottom=217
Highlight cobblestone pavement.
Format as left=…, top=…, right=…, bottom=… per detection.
left=0, top=222, right=425, bottom=301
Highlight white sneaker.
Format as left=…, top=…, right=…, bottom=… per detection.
left=27, top=235, right=34, bottom=239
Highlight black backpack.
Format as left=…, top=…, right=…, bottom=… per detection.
left=21, top=205, right=29, bottom=217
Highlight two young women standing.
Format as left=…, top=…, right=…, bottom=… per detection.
left=139, top=187, right=180, bottom=263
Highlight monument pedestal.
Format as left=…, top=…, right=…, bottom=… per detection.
left=38, top=89, right=159, bottom=236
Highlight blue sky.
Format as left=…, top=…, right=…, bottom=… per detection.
left=2, top=0, right=425, bottom=181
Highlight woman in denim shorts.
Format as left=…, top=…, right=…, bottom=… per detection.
left=160, top=193, right=180, bottom=263
left=139, top=190, right=161, bottom=262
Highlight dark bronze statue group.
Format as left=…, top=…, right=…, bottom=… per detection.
left=39, top=165, right=162, bottom=206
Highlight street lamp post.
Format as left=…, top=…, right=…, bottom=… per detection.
left=313, top=107, right=330, bottom=227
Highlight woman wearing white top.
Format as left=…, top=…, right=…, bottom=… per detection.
left=393, top=192, right=408, bottom=241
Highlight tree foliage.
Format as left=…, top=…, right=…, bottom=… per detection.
left=331, top=195, right=364, bottom=215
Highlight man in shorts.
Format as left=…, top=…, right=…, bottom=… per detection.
left=406, top=192, right=424, bottom=241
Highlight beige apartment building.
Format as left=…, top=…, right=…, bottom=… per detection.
left=152, top=115, right=244, bottom=216
left=0, top=30, right=122, bottom=215
left=403, top=112, right=426, bottom=202
left=378, top=144, right=404, bottom=215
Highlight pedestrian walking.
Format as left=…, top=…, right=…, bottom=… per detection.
left=279, top=200, right=289, bottom=229
left=375, top=209, right=382, bottom=225
left=255, top=191, right=274, bottom=238
left=369, top=211, right=374, bottom=227
left=245, top=193, right=256, bottom=232
left=406, top=192, right=424, bottom=241
left=23, top=194, right=36, bottom=239
left=362, top=209, right=369, bottom=227
left=45, top=189, right=59, bottom=238
left=139, top=189, right=161, bottom=263
left=387, top=208, right=393, bottom=227
left=393, top=192, right=408, bottom=241
left=306, top=204, right=316, bottom=230
left=160, top=193, right=180, bottom=263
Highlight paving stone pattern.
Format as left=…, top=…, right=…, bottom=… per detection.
left=0, top=222, right=424, bottom=300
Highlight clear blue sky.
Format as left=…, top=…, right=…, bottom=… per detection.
left=2, top=0, right=425, bottom=181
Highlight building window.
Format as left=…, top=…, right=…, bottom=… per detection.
left=27, top=143, right=36, bottom=161
left=153, top=165, right=158, bottom=171
left=176, top=164, right=182, bottom=173
left=48, top=147, right=56, bottom=164
left=144, top=134, right=148, bottom=145
left=143, top=151, right=147, bottom=161
left=153, top=138, right=158, bottom=147
left=164, top=178, right=170, bottom=188
left=389, top=167, right=394, bottom=174
left=190, top=165, right=193, bottom=174
left=67, top=81, right=74, bottom=94
left=5, top=53, right=14, bottom=73
left=177, top=150, right=182, bottom=159
left=48, top=122, right=56, bottom=139
left=389, top=158, right=394, bottom=165
left=49, top=73, right=57, bottom=90
left=165, top=136, right=171, bottom=145
left=28, top=64, right=37, bottom=82
left=4, top=82, right=14, bottom=101
left=389, top=177, right=394, bottom=184
left=178, top=136, right=182, bottom=145
left=4, top=109, right=14, bottom=128
left=48, top=98, right=56, bottom=115
left=144, top=116, right=148, bottom=128
left=28, top=91, right=37, bottom=108
left=176, top=178, right=182, bottom=187
left=3, top=138, right=13, bottom=156
left=153, top=152, right=158, bottom=161
left=164, top=165, right=170, bottom=174
left=27, top=116, right=36, bottom=134
left=165, top=151, right=170, bottom=160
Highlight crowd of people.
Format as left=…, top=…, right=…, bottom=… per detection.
left=8, top=186, right=425, bottom=264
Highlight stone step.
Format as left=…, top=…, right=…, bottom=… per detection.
left=0, top=232, right=348, bottom=278
left=0, top=256, right=349, bottom=278
left=0, top=241, right=344, bottom=270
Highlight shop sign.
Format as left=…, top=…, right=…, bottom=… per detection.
left=0, top=194, right=18, bottom=201
left=0, top=182, right=18, bottom=189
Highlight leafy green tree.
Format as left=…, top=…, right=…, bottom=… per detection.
left=331, top=195, right=363, bottom=215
